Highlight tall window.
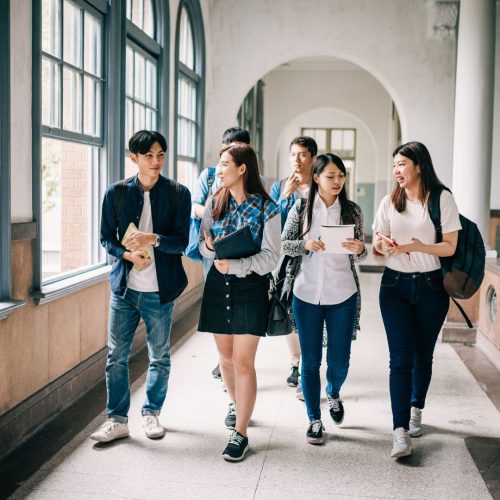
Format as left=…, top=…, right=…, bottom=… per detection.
left=302, top=127, right=356, bottom=198
left=0, top=0, right=13, bottom=312
left=124, top=0, right=160, bottom=178
left=40, top=0, right=105, bottom=282
left=237, top=80, right=264, bottom=170
left=175, top=1, right=204, bottom=191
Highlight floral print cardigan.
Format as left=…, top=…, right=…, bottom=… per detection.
left=280, top=198, right=368, bottom=339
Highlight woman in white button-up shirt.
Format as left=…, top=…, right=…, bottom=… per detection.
left=282, top=153, right=367, bottom=445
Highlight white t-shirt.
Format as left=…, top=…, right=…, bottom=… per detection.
left=372, top=190, right=462, bottom=273
left=127, top=191, right=159, bottom=292
left=293, top=195, right=357, bottom=305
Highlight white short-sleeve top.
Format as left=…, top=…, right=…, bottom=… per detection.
left=372, top=190, right=462, bottom=273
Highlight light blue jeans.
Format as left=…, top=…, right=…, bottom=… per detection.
left=106, top=289, right=174, bottom=423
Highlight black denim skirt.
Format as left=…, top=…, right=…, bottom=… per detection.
left=198, top=265, right=270, bottom=336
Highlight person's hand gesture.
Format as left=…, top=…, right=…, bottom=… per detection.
left=282, top=174, right=300, bottom=198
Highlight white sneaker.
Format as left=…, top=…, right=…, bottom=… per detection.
left=391, top=427, right=412, bottom=458
left=142, top=415, right=165, bottom=439
left=90, top=420, right=129, bottom=443
left=409, top=407, right=422, bottom=437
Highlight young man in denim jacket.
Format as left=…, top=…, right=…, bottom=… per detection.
left=91, top=130, right=191, bottom=442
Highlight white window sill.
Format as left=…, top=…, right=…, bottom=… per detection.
left=0, top=300, right=26, bottom=320
left=31, top=265, right=111, bottom=305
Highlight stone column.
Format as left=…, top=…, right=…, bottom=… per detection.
left=443, top=0, right=496, bottom=342
left=452, top=0, right=496, bottom=243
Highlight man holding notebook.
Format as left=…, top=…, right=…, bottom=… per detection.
left=92, top=130, right=191, bottom=443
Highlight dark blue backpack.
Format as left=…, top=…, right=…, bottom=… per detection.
left=185, top=167, right=216, bottom=261
left=428, top=188, right=486, bottom=327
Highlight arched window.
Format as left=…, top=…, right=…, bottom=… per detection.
left=124, top=0, right=166, bottom=178
left=175, top=0, right=205, bottom=190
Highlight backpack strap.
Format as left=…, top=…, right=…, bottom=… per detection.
left=207, top=167, right=216, bottom=193
left=428, top=188, right=443, bottom=243
left=113, top=179, right=129, bottom=224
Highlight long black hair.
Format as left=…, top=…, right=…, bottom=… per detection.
left=391, top=141, right=445, bottom=212
left=302, top=153, right=356, bottom=236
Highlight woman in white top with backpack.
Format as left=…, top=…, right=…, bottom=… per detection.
left=373, top=142, right=461, bottom=458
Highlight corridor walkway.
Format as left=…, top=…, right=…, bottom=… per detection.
left=10, top=273, right=500, bottom=499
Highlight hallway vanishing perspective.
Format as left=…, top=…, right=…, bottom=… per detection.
left=7, top=273, right=500, bottom=500
left=2, top=0, right=500, bottom=499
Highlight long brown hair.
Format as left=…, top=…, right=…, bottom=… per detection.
left=212, top=143, right=273, bottom=220
left=391, top=142, right=445, bottom=212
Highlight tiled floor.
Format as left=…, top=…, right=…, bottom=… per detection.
left=6, top=272, right=500, bottom=500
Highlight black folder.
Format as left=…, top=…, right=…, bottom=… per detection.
left=213, top=226, right=259, bottom=259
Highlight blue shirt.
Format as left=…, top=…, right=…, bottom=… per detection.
left=270, top=179, right=300, bottom=230
left=100, top=175, right=191, bottom=304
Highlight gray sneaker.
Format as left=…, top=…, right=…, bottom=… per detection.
left=224, top=401, right=236, bottom=429
left=409, top=407, right=422, bottom=437
left=391, top=427, right=412, bottom=458
left=296, top=381, right=304, bottom=401
left=90, top=420, right=129, bottom=443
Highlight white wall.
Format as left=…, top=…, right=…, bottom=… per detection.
left=273, top=108, right=378, bottom=184
left=10, top=0, right=32, bottom=222
left=262, top=67, right=392, bottom=192
left=203, top=0, right=457, bottom=187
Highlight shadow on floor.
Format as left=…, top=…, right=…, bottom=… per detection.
left=465, top=436, right=500, bottom=500
left=0, top=302, right=200, bottom=500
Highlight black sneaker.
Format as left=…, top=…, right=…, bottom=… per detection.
left=286, top=366, right=300, bottom=387
left=212, top=364, right=221, bottom=379
left=222, top=430, right=249, bottom=461
left=327, top=394, right=344, bottom=425
left=224, top=401, right=236, bottom=429
left=306, top=419, right=325, bottom=444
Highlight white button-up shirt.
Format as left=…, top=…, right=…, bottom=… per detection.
left=293, top=195, right=357, bottom=305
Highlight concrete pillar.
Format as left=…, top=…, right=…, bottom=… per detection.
left=452, top=0, right=496, bottom=242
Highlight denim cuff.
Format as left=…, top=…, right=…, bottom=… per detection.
left=142, top=410, right=160, bottom=417
left=109, top=414, right=128, bottom=424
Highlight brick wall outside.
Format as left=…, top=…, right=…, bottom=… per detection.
left=60, top=142, right=89, bottom=272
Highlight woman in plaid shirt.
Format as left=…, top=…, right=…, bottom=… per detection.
left=198, top=143, right=280, bottom=461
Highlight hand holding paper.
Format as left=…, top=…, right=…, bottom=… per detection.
left=320, top=225, right=355, bottom=254
left=122, top=222, right=152, bottom=271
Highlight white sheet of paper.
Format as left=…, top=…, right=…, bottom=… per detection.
left=320, top=225, right=355, bottom=254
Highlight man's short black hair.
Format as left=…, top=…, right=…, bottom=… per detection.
left=129, top=130, right=167, bottom=154
left=222, top=127, right=250, bottom=145
left=290, top=136, right=318, bottom=157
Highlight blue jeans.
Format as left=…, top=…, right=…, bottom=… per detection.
left=292, top=293, right=358, bottom=421
left=106, top=289, right=174, bottom=422
left=379, top=268, right=449, bottom=430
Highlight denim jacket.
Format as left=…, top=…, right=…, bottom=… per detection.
left=100, top=175, right=191, bottom=304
